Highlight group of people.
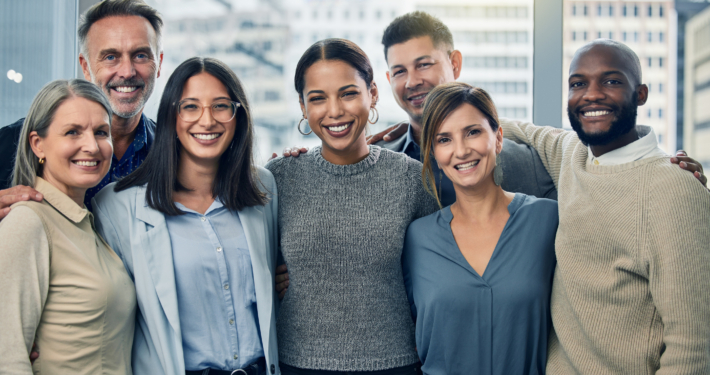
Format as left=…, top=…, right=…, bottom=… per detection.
left=0, top=1, right=708, bottom=375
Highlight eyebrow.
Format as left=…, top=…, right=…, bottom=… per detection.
left=436, top=124, right=480, bottom=136
left=389, top=55, right=433, bottom=70
left=569, top=70, right=625, bottom=81
left=306, top=84, right=358, bottom=96
left=98, top=46, right=154, bottom=57
left=181, top=96, right=232, bottom=102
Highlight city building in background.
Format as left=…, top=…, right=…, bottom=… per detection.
left=0, top=0, right=78, bottom=126
left=683, top=4, right=710, bottom=168
left=147, top=0, right=534, bottom=164
left=563, top=0, right=677, bottom=153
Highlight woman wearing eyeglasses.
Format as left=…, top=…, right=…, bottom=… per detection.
left=92, top=57, right=280, bottom=375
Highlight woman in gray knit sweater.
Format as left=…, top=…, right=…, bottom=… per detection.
left=265, top=39, right=438, bottom=374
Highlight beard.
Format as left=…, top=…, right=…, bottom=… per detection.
left=89, top=67, right=154, bottom=119
left=567, top=92, right=638, bottom=146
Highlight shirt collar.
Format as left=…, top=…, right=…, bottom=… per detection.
left=34, top=177, right=90, bottom=223
left=173, top=198, right=225, bottom=216
left=401, top=124, right=420, bottom=155
left=132, top=115, right=148, bottom=152
left=587, top=125, right=667, bottom=166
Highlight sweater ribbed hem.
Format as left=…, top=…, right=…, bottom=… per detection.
left=278, top=351, right=420, bottom=372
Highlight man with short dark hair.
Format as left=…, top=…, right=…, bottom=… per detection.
left=501, top=39, right=710, bottom=373
left=0, top=0, right=163, bottom=213
left=375, top=11, right=557, bottom=205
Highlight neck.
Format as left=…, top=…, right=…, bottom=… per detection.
left=321, top=137, right=370, bottom=165
left=176, top=152, right=218, bottom=198
left=589, top=125, right=640, bottom=157
left=408, top=117, right=423, bottom=144
left=450, top=176, right=511, bottom=223
left=111, top=111, right=143, bottom=160
left=41, top=175, right=86, bottom=208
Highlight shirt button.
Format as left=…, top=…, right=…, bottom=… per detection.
left=201, top=217, right=206, bottom=222
left=234, top=354, right=238, bottom=360
left=229, top=319, right=234, bottom=325
left=217, top=247, right=222, bottom=252
left=224, top=284, right=229, bottom=290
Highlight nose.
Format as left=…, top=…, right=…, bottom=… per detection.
left=326, top=98, right=344, bottom=119
left=582, top=81, right=605, bottom=102
left=81, top=131, right=100, bottom=154
left=405, top=70, right=423, bottom=90
left=453, top=136, right=470, bottom=160
left=116, top=57, right=137, bottom=79
left=197, top=105, right=217, bottom=127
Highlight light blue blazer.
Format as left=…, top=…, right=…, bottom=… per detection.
left=92, top=167, right=280, bottom=375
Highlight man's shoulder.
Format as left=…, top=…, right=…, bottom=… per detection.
left=647, top=157, right=710, bottom=200
left=373, top=121, right=409, bottom=152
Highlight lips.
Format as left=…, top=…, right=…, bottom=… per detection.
left=407, top=92, right=428, bottom=106
left=454, top=160, right=479, bottom=170
left=323, top=122, right=351, bottom=133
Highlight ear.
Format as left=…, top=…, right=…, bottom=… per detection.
left=369, top=81, right=379, bottom=105
left=636, top=84, right=648, bottom=106
left=157, top=51, right=164, bottom=78
left=496, top=126, right=504, bottom=154
left=299, top=98, right=307, bottom=119
left=79, top=53, right=92, bottom=81
left=385, top=70, right=391, bottom=84
left=29, top=131, right=45, bottom=160
left=450, top=50, right=463, bottom=80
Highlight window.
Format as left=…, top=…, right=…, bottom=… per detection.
left=634, top=31, right=639, bottom=42
left=584, top=31, right=588, bottom=41
left=634, top=5, right=638, bottom=17
left=659, top=6, right=664, bottom=17
left=327, top=10, right=333, bottom=19
left=597, top=5, right=602, bottom=16
left=609, top=31, right=613, bottom=39
left=659, top=83, right=664, bottom=93
left=343, top=10, right=349, bottom=19
left=312, top=10, right=318, bottom=19
left=659, top=32, right=664, bottom=43
left=572, top=31, right=577, bottom=41
left=648, top=32, right=653, bottom=42
left=658, top=108, right=663, bottom=118
left=659, top=57, right=664, bottom=67
left=609, top=5, right=613, bottom=16
left=648, top=5, right=652, bottom=17
left=584, top=5, right=588, bottom=16
left=359, top=10, right=365, bottom=19
left=648, top=83, right=652, bottom=92
left=623, top=31, right=628, bottom=41
left=648, top=108, right=652, bottom=118
left=623, top=5, right=627, bottom=17
left=648, top=57, right=653, bottom=67
left=572, top=4, right=576, bottom=16
left=598, top=31, right=602, bottom=39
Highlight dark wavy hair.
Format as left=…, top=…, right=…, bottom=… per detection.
left=115, top=57, right=266, bottom=214
left=381, top=11, right=454, bottom=62
left=294, top=38, right=374, bottom=101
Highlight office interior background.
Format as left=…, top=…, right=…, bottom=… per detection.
left=2, top=0, right=709, bottom=166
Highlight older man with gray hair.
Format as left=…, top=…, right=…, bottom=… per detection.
left=0, top=0, right=163, bottom=213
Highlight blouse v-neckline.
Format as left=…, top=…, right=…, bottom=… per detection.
left=441, top=193, right=525, bottom=281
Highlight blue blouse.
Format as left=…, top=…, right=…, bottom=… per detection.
left=402, top=194, right=558, bottom=375
left=165, top=200, right=263, bottom=371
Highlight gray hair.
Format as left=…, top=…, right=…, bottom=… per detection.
left=12, top=79, right=112, bottom=188
left=78, top=0, right=163, bottom=57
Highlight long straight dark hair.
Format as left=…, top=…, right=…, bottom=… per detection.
left=116, top=57, right=266, bottom=214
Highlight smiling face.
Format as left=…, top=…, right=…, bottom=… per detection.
left=567, top=44, right=647, bottom=146
left=433, top=103, right=502, bottom=192
left=176, top=72, right=236, bottom=167
left=386, top=36, right=460, bottom=127
left=79, top=15, right=162, bottom=119
left=301, top=60, right=377, bottom=164
left=29, top=97, right=113, bottom=206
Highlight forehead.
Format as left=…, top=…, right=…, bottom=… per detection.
left=85, top=15, right=157, bottom=53
left=52, top=97, right=110, bottom=126
left=569, top=45, right=633, bottom=79
left=181, top=72, right=229, bottom=98
left=386, top=35, right=448, bottom=66
left=304, top=60, right=365, bottom=90
left=439, top=103, right=490, bottom=131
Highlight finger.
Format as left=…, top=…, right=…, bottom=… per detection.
left=275, top=273, right=289, bottom=284
left=282, top=148, right=292, bottom=157
left=269, top=152, right=278, bottom=161
left=696, top=171, right=708, bottom=187
left=278, top=289, right=286, bottom=300
left=299, top=147, right=308, bottom=153
left=0, top=194, right=30, bottom=208
left=678, top=160, right=701, bottom=174
left=0, top=207, right=10, bottom=220
left=276, top=280, right=289, bottom=293
left=290, top=146, right=301, bottom=157
left=367, top=132, right=383, bottom=145
left=276, top=264, right=288, bottom=274
left=384, top=123, right=409, bottom=142
left=676, top=150, right=688, bottom=156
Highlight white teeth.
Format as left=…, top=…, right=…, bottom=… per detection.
left=74, top=161, right=98, bottom=167
left=455, top=160, right=479, bottom=170
left=409, top=93, right=427, bottom=101
left=192, top=133, right=220, bottom=140
left=584, top=110, right=610, bottom=117
left=327, top=123, right=350, bottom=132
left=114, top=86, right=138, bottom=93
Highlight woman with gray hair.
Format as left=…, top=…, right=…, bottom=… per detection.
left=0, top=79, right=136, bottom=374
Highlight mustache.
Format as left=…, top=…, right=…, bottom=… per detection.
left=106, top=78, right=145, bottom=89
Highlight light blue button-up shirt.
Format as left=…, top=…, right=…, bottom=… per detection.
left=165, top=200, right=263, bottom=371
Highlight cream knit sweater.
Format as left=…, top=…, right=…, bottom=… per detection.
left=500, top=119, right=710, bottom=374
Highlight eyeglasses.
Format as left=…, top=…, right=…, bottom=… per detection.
left=177, top=99, right=241, bottom=123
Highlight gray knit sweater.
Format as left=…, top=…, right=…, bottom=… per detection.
left=265, top=145, right=438, bottom=371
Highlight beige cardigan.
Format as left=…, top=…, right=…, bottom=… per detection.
left=500, top=119, right=710, bottom=374
left=0, top=177, right=136, bottom=374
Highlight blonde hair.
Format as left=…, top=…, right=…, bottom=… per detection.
left=419, top=82, right=500, bottom=207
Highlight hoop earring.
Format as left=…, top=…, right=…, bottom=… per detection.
left=38, top=157, right=45, bottom=164
left=297, top=118, right=312, bottom=135
left=493, top=153, right=504, bottom=186
left=368, top=107, right=379, bottom=124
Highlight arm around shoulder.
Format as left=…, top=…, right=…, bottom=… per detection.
left=0, top=205, right=50, bottom=374
left=646, top=171, right=710, bottom=374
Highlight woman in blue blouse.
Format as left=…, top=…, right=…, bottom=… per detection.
left=92, top=57, right=280, bottom=375
left=402, top=82, right=558, bottom=375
